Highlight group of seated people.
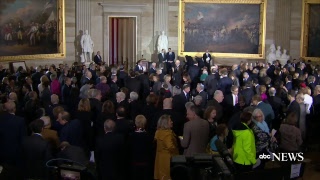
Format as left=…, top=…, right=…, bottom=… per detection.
left=0, top=57, right=320, bottom=180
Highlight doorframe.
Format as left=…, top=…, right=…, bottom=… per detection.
left=108, top=16, right=137, bottom=69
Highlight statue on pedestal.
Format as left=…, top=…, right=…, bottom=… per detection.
left=276, top=46, right=282, bottom=58
left=157, top=31, right=168, bottom=53
left=267, top=44, right=277, bottom=64
left=81, top=30, right=94, bottom=62
left=281, top=49, right=290, bottom=60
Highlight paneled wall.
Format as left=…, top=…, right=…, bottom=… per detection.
left=2, top=0, right=304, bottom=67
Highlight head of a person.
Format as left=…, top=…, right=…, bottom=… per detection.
left=268, top=87, right=276, bottom=97
left=51, top=94, right=59, bottom=104
left=130, top=92, right=139, bottom=101
left=285, top=112, right=298, bottom=126
left=314, top=85, right=320, bottom=96
left=216, top=124, right=229, bottom=138
left=175, top=60, right=180, bottom=66
left=40, top=75, right=49, bottom=84
left=259, top=85, right=267, bottom=94
left=186, top=104, right=201, bottom=121
left=40, top=116, right=51, bottom=129
left=146, top=94, right=157, bottom=106
left=78, top=98, right=91, bottom=112
left=168, top=48, right=172, bottom=52
left=135, top=115, right=147, bottom=129
left=240, top=111, right=252, bottom=125
left=116, top=106, right=126, bottom=118
left=116, top=92, right=126, bottom=103
left=58, top=111, right=70, bottom=125
left=65, top=77, right=71, bottom=86
left=183, top=84, right=190, bottom=93
left=287, top=90, right=296, bottom=102
left=102, top=100, right=115, bottom=114
left=296, top=93, right=304, bottom=104
left=163, top=98, right=173, bottom=109
left=193, top=95, right=202, bottom=106
left=231, top=85, right=239, bottom=96
left=89, top=89, right=102, bottom=101
left=214, top=90, right=224, bottom=103
left=172, top=86, right=181, bottom=96
left=252, top=108, right=265, bottom=122
left=29, top=119, right=44, bottom=134
left=251, top=95, right=262, bottom=106
left=4, top=101, right=16, bottom=114
left=100, top=76, right=107, bottom=84
left=53, top=106, right=64, bottom=120
left=157, top=114, right=173, bottom=130
left=104, top=119, right=116, bottom=133
left=50, top=73, right=57, bottom=81
left=164, top=74, right=171, bottom=82
left=196, top=83, right=204, bottom=93
left=8, top=92, right=18, bottom=102
left=204, top=106, right=217, bottom=120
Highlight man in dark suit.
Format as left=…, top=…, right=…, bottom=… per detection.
left=31, top=66, right=42, bottom=90
left=285, top=75, right=293, bottom=91
left=268, top=87, right=285, bottom=129
left=224, top=85, right=240, bottom=107
left=204, top=67, right=218, bottom=99
left=134, top=60, right=144, bottom=74
left=287, top=90, right=301, bottom=126
left=166, top=48, right=175, bottom=74
left=172, top=60, right=183, bottom=87
left=61, top=77, right=72, bottom=108
left=196, top=56, right=205, bottom=70
left=0, top=101, right=26, bottom=168
left=58, top=111, right=84, bottom=147
left=196, top=83, right=208, bottom=109
left=253, top=78, right=260, bottom=95
left=94, top=51, right=103, bottom=65
left=114, top=106, right=134, bottom=139
left=202, top=50, right=212, bottom=72
left=241, top=72, right=252, bottom=87
left=21, top=119, right=52, bottom=179
left=125, top=71, right=141, bottom=94
left=218, top=68, right=233, bottom=95
left=149, top=62, right=157, bottom=74
left=109, top=75, right=119, bottom=103
left=252, top=95, right=275, bottom=128
left=95, top=120, right=126, bottom=180
left=116, top=92, right=130, bottom=114
left=188, top=61, right=200, bottom=89
left=241, top=81, right=255, bottom=106
left=180, top=104, right=209, bottom=157
left=158, top=49, right=166, bottom=64
left=207, top=90, right=224, bottom=123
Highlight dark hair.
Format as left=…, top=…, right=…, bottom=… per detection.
left=285, top=112, right=298, bottom=126
left=23, top=84, right=32, bottom=92
left=216, top=124, right=228, bottom=136
left=203, top=106, right=216, bottom=120
left=29, top=119, right=44, bottom=133
left=240, top=112, right=252, bottom=124
left=146, top=94, right=157, bottom=106
left=286, top=75, right=292, bottom=81
left=189, top=104, right=202, bottom=117
left=116, top=106, right=126, bottom=117
left=102, top=100, right=115, bottom=114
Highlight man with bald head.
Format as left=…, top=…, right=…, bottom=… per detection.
left=152, top=98, right=184, bottom=136
left=0, top=101, right=26, bottom=167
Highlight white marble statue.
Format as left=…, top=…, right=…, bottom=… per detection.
left=281, top=49, right=290, bottom=60
left=81, top=30, right=94, bottom=62
left=276, top=46, right=282, bottom=58
left=157, top=31, right=168, bottom=53
left=267, top=44, right=277, bottom=64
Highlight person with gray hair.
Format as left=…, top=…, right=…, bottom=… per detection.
left=193, top=95, right=203, bottom=107
left=96, top=75, right=110, bottom=100
left=296, top=93, right=307, bottom=140
left=130, top=92, right=139, bottom=101
left=129, top=91, right=142, bottom=120
left=207, top=90, right=224, bottom=123
left=196, top=83, right=207, bottom=109
left=40, top=116, right=60, bottom=149
left=267, top=87, right=284, bottom=129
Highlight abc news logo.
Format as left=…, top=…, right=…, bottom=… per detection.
left=259, top=152, right=304, bottom=162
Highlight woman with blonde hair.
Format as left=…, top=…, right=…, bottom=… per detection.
left=154, top=114, right=179, bottom=180
left=76, top=98, right=92, bottom=154
left=38, top=75, right=50, bottom=95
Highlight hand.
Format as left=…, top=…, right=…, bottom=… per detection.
left=271, top=136, right=277, bottom=142
left=178, top=136, right=183, bottom=140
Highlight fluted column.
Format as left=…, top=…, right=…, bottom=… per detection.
left=76, top=0, right=91, bottom=34
left=274, top=0, right=291, bottom=50
left=154, top=0, right=169, bottom=44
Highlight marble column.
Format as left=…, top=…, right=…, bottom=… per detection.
left=154, top=0, right=169, bottom=49
left=76, top=0, right=91, bottom=34
left=274, top=0, right=291, bottom=50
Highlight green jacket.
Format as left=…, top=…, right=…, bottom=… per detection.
left=232, top=122, right=256, bottom=165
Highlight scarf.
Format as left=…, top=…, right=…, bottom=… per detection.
left=253, top=120, right=269, bottom=134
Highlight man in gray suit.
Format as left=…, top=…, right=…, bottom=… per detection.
left=180, top=104, right=209, bottom=157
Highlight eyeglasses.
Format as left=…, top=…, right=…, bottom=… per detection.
left=254, top=115, right=263, bottom=118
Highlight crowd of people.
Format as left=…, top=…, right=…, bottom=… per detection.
left=0, top=56, right=320, bottom=179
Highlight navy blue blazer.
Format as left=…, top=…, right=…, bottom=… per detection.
left=166, top=52, right=175, bottom=62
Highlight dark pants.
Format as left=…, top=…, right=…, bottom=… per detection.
left=234, top=162, right=252, bottom=173
left=166, top=62, right=173, bottom=74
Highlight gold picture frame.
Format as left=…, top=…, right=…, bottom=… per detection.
left=178, top=0, right=266, bottom=59
left=301, top=0, right=320, bottom=62
left=0, top=0, right=65, bottom=61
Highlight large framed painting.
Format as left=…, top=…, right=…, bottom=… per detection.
left=178, top=0, right=266, bottom=59
left=301, top=0, right=320, bottom=62
left=0, top=0, right=65, bottom=61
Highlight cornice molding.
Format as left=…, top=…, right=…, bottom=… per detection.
left=98, top=2, right=148, bottom=13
